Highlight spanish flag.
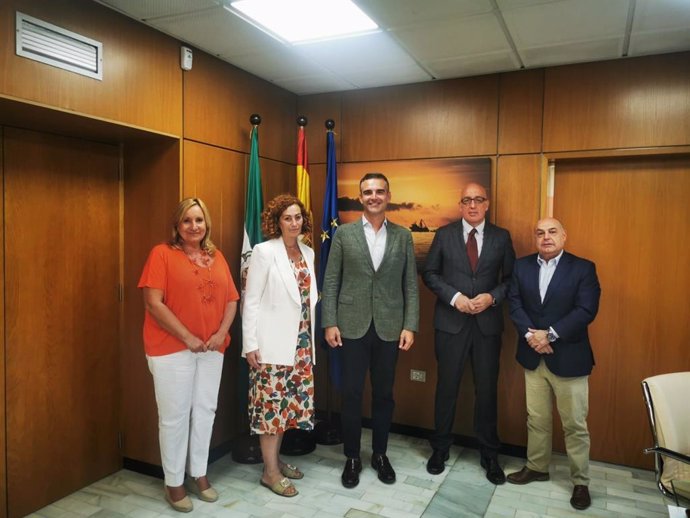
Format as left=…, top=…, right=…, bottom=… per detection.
left=296, top=119, right=312, bottom=245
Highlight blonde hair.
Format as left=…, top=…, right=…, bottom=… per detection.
left=169, top=197, right=217, bottom=255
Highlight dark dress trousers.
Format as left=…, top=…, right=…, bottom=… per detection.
left=322, top=219, right=419, bottom=458
left=508, top=251, right=601, bottom=377
left=422, top=220, right=515, bottom=456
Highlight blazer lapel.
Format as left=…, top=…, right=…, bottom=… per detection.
left=380, top=222, right=398, bottom=268
left=353, top=219, right=375, bottom=271
left=476, top=222, right=494, bottom=271
left=452, top=220, right=473, bottom=273
left=542, top=252, right=570, bottom=306
left=525, top=257, right=542, bottom=305
left=273, top=239, right=301, bottom=306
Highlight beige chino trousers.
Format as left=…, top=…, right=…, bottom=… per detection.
left=525, top=359, right=591, bottom=486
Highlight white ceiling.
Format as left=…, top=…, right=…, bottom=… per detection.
left=94, top=0, right=690, bottom=95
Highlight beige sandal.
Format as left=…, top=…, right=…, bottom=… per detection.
left=187, top=477, right=219, bottom=502
left=260, top=476, right=298, bottom=497
left=280, top=463, right=304, bottom=480
left=164, top=486, right=193, bottom=513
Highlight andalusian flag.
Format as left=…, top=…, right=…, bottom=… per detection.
left=237, top=122, right=264, bottom=436
left=318, top=124, right=342, bottom=389
left=240, top=125, right=264, bottom=295
left=296, top=121, right=312, bottom=245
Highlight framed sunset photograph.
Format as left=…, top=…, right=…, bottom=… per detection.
left=338, top=157, right=492, bottom=269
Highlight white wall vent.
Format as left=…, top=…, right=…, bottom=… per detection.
left=16, top=12, right=103, bottom=80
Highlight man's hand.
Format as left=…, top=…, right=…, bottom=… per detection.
left=468, top=293, right=493, bottom=314
left=399, top=329, right=415, bottom=351
left=527, top=328, right=554, bottom=354
left=454, top=294, right=474, bottom=313
left=325, top=326, right=342, bottom=348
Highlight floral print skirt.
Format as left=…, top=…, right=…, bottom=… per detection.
left=248, top=329, right=314, bottom=435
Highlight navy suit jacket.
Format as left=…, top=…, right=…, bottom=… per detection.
left=422, top=220, right=515, bottom=336
left=508, top=251, right=601, bottom=377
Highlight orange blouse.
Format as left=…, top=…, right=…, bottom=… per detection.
left=138, top=244, right=239, bottom=356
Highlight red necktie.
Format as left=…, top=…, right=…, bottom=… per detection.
left=467, top=228, right=478, bottom=272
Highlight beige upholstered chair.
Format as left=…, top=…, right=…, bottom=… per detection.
left=642, top=372, right=690, bottom=506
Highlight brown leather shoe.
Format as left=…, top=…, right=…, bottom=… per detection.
left=506, top=466, right=550, bottom=485
left=570, top=485, right=591, bottom=510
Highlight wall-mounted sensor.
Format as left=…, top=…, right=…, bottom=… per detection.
left=181, top=46, right=193, bottom=71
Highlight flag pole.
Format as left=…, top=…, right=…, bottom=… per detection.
left=232, top=113, right=264, bottom=464
left=315, top=118, right=342, bottom=445
left=281, top=114, right=318, bottom=456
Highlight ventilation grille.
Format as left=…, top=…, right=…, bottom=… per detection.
left=16, top=12, right=103, bottom=80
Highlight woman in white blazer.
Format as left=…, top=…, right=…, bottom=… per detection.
left=242, top=194, right=317, bottom=497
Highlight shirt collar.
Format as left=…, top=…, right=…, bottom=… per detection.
left=462, top=219, right=485, bottom=234
left=537, top=250, right=564, bottom=267
left=362, top=215, right=388, bottom=228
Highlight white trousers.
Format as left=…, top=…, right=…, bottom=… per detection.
left=147, top=350, right=224, bottom=486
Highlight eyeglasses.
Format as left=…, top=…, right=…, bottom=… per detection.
left=460, top=196, right=487, bottom=206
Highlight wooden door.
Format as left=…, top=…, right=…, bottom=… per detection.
left=553, top=155, right=690, bottom=469
left=4, top=128, right=120, bottom=517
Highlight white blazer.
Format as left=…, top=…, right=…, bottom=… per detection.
left=241, top=237, right=318, bottom=366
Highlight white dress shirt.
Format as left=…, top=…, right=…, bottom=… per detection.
left=525, top=250, right=564, bottom=340
left=362, top=215, right=387, bottom=271
left=537, top=250, right=563, bottom=302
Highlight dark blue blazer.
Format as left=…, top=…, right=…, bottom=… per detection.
left=508, top=251, right=601, bottom=377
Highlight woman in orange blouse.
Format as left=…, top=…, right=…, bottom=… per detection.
left=139, top=198, right=239, bottom=513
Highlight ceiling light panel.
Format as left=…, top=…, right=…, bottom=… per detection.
left=229, top=0, right=378, bottom=43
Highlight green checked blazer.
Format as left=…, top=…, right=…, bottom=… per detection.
left=321, top=219, right=419, bottom=341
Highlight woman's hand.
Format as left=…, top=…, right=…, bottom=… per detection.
left=184, top=335, right=206, bottom=353
left=246, top=350, right=262, bottom=369
left=205, top=331, right=226, bottom=352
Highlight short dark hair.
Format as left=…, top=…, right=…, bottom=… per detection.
left=359, top=172, right=389, bottom=192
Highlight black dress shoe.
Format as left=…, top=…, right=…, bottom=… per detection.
left=480, top=456, right=506, bottom=485
left=341, top=458, right=362, bottom=488
left=371, top=453, right=396, bottom=484
left=570, top=485, right=591, bottom=510
left=426, top=449, right=449, bottom=475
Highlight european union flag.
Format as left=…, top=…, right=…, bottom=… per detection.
left=318, top=125, right=342, bottom=390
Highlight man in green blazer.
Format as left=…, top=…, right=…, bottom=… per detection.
left=322, top=173, right=419, bottom=489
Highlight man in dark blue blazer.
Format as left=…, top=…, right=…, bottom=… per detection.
left=422, top=183, right=515, bottom=484
left=507, top=217, right=600, bottom=511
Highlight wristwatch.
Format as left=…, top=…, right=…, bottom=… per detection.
left=547, top=330, right=557, bottom=343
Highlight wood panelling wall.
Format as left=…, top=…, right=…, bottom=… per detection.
left=0, top=127, right=6, bottom=516
left=1, top=1, right=298, bottom=513
left=0, top=0, right=183, bottom=136
left=553, top=155, right=690, bottom=467
left=121, top=139, right=181, bottom=466
left=183, top=52, right=296, bottom=163
left=543, top=53, right=690, bottom=152
left=498, top=70, right=544, bottom=155
left=300, top=51, right=690, bottom=469
left=342, top=76, right=499, bottom=160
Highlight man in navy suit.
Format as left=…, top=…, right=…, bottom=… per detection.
left=506, top=217, right=601, bottom=511
left=422, top=183, right=515, bottom=484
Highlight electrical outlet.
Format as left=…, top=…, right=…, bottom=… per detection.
left=410, top=369, right=426, bottom=382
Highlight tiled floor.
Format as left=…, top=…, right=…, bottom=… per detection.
left=31, top=429, right=676, bottom=518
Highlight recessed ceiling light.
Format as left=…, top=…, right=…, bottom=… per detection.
left=228, top=0, right=379, bottom=44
